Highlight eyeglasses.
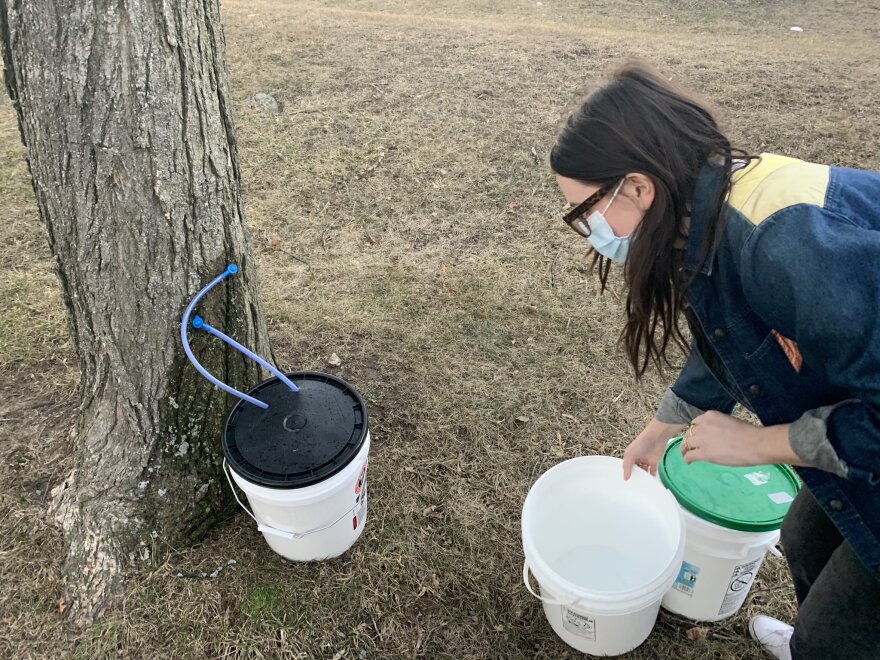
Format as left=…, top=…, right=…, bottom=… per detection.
left=561, top=184, right=613, bottom=238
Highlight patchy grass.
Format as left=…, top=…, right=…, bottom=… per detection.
left=1, top=0, right=878, bottom=658
left=240, top=585, right=287, bottom=624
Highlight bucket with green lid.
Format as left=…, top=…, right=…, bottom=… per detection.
left=658, top=436, right=800, bottom=622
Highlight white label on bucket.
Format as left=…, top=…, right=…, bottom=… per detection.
left=768, top=491, right=794, bottom=505
left=744, top=471, right=771, bottom=486
left=562, top=608, right=596, bottom=641
left=718, top=557, right=763, bottom=616
left=672, top=560, right=700, bottom=598
left=355, top=481, right=368, bottom=526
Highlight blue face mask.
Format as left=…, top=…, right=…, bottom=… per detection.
left=582, top=180, right=630, bottom=263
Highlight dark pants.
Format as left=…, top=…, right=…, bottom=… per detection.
left=781, top=487, right=880, bottom=660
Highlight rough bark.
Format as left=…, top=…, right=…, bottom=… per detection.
left=0, top=0, right=272, bottom=625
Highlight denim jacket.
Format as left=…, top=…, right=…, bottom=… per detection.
left=654, top=154, right=880, bottom=580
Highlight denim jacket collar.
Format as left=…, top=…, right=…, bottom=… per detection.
left=683, top=161, right=727, bottom=276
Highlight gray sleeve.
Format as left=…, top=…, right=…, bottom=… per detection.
left=789, top=403, right=853, bottom=479
left=655, top=387, right=706, bottom=426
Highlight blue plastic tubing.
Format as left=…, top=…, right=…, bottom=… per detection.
left=181, top=264, right=298, bottom=409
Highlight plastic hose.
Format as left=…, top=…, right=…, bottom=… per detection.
left=180, top=264, right=267, bottom=409
left=196, top=317, right=299, bottom=395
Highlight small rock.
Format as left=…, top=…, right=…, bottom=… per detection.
left=515, top=415, right=530, bottom=424
left=246, top=92, right=281, bottom=113
left=328, top=353, right=342, bottom=367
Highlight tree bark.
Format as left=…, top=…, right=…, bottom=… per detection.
left=1, top=0, right=272, bottom=625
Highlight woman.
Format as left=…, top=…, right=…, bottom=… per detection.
left=550, top=62, right=880, bottom=660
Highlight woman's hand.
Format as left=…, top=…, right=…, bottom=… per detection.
left=623, top=417, right=687, bottom=480
left=681, top=411, right=804, bottom=467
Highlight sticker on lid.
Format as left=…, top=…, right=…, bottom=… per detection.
left=744, top=471, right=771, bottom=486
left=768, top=491, right=794, bottom=505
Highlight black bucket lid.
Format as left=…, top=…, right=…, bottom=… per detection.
left=222, top=371, right=368, bottom=489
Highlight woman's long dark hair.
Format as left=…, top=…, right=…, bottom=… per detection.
left=550, top=61, right=754, bottom=377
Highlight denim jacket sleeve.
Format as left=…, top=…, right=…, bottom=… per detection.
left=656, top=341, right=738, bottom=425
left=740, top=204, right=880, bottom=485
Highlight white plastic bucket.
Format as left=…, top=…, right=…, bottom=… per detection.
left=661, top=506, right=780, bottom=621
left=657, top=437, right=797, bottom=622
left=225, top=433, right=370, bottom=561
left=522, top=456, right=685, bottom=656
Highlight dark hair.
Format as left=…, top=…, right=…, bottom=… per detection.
left=550, top=61, right=754, bottom=377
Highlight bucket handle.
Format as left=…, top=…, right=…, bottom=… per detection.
left=522, top=559, right=578, bottom=607
left=222, top=460, right=360, bottom=541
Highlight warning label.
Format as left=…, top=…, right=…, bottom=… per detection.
left=356, top=479, right=368, bottom=523
left=562, top=608, right=596, bottom=641
left=672, top=561, right=700, bottom=598
left=718, top=557, right=763, bottom=616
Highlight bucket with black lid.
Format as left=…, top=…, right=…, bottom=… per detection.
left=221, top=372, right=371, bottom=560
left=182, top=266, right=371, bottom=561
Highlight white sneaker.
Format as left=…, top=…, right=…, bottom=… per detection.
left=749, top=615, right=794, bottom=660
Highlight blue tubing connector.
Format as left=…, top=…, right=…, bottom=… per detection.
left=181, top=264, right=298, bottom=409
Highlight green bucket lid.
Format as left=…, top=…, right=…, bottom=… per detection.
left=658, top=437, right=800, bottom=532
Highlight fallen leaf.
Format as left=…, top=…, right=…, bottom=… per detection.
left=328, top=353, right=342, bottom=367
left=687, top=626, right=709, bottom=641
left=507, top=202, right=522, bottom=213
left=58, top=597, right=67, bottom=614
left=269, top=236, right=280, bottom=250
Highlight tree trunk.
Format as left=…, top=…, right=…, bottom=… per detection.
left=1, top=0, right=272, bottom=625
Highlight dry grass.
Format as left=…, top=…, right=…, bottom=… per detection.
left=2, top=0, right=879, bottom=657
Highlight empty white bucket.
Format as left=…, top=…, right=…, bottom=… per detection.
left=222, top=372, right=371, bottom=561
left=659, top=437, right=799, bottom=621
left=522, top=456, right=685, bottom=656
